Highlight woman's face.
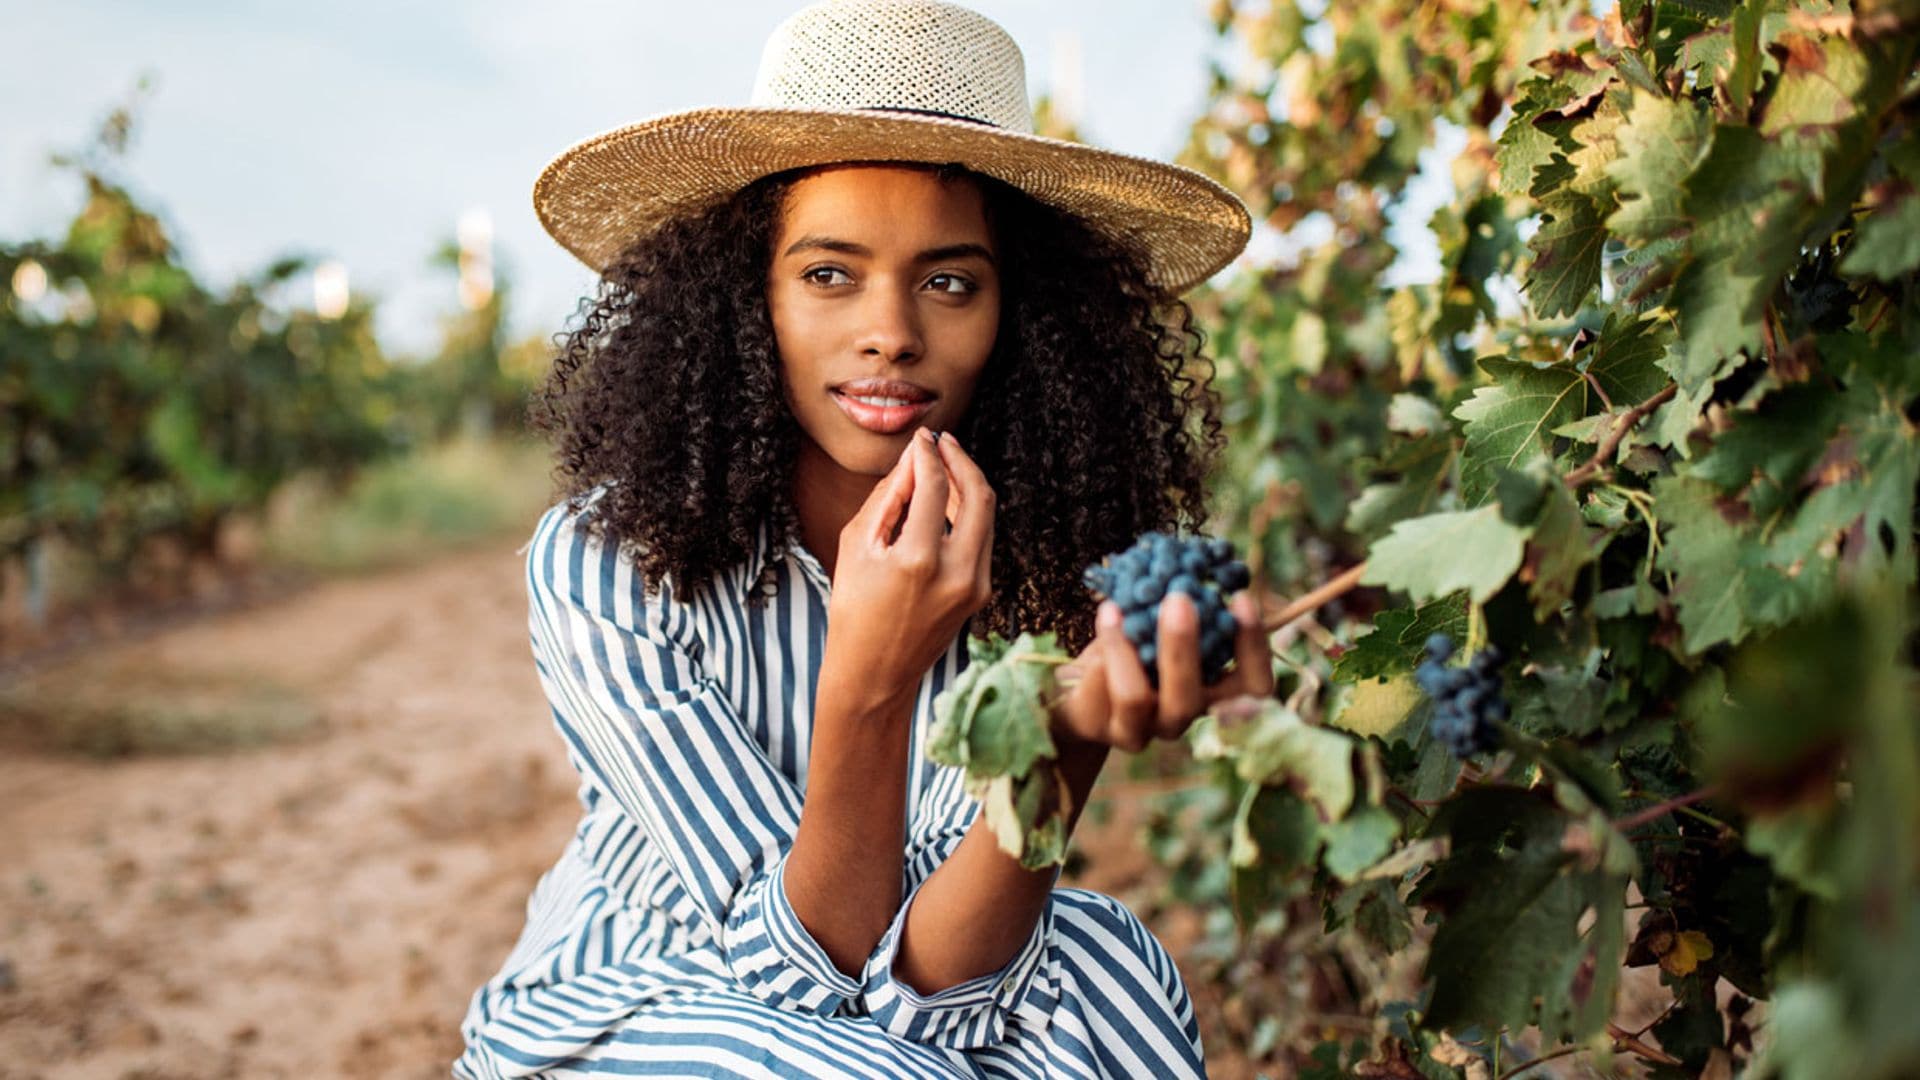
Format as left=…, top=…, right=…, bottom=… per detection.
left=767, top=164, right=1001, bottom=479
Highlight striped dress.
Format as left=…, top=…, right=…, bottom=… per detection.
left=454, top=485, right=1206, bottom=1078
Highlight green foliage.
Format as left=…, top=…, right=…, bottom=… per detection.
left=1159, top=0, right=1920, bottom=1073
left=926, top=632, right=1069, bottom=869
left=2, top=95, right=548, bottom=608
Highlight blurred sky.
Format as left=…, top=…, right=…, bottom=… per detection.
left=1, top=0, right=1264, bottom=355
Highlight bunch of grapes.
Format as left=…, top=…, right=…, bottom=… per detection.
left=1416, top=633, right=1507, bottom=758
left=1784, top=245, right=1855, bottom=333
left=1082, top=531, right=1252, bottom=687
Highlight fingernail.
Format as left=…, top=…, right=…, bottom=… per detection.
left=1097, top=601, right=1121, bottom=628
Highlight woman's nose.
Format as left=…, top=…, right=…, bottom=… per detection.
left=852, top=283, right=923, bottom=362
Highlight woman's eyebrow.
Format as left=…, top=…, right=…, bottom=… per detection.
left=781, top=235, right=996, bottom=264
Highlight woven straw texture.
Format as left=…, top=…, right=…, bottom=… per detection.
left=534, top=0, right=1250, bottom=295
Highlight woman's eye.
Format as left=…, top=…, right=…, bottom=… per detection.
left=803, top=266, right=852, bottom=286
left=927, top=273, right=975, bottom=295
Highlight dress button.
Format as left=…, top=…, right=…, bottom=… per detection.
left=999, top=974, right=1017, bottom=995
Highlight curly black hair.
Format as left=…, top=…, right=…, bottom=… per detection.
left=529, top=162, right=1224, bottom=654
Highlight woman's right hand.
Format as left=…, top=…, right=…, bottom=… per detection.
left=821, top=427, right=995, bottom=717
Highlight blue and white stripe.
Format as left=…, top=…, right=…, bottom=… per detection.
left=455, top=487, right=1205, bottom=1078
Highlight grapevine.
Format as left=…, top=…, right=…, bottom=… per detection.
left=933, top=2, right=1920, bottom=1076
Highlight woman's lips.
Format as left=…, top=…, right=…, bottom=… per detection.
left=831, top=390, right=936, bottom=434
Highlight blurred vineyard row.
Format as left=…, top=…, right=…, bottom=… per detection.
left=1, top=99, right=553, bottom=638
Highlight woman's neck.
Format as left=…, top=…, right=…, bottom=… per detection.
left=791, top=436, right=884, bottom=584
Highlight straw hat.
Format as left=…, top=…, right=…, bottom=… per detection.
left=533, top=0, right=1251, bottom=296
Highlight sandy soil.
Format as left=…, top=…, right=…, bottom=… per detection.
left=0, top=537, right=1248, bottom=1080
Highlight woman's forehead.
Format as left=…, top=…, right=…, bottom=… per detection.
left=774, top=164, right=993, bottom=249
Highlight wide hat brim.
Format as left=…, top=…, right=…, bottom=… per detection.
left=533, top=106, right=1252, bottom=296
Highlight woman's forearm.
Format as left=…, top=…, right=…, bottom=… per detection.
left=889, top=737, right=1111, bottom=994
left=782, top=663, right=916, bottom=978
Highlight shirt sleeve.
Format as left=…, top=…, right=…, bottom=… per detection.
left=523, top=498, right=861, bottom=1016
left=852, top=762, right=1057, bottom=1048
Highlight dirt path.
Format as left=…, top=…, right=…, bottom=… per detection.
left=0, top=537, right=1245, bottom=1079
left=0, top=540, right=580, bottom=1079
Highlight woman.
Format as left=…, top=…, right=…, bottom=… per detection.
left=456, top=2, right=1268, bottom=1076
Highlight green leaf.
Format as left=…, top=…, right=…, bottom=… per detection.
left=1526, top=191, right=1606, bottom=317
left=1332, top=600, right=1470, bottom=684
left=1414, top=788, right=1630, bottom=1042
left=1229, top=785, right=1323, bottom=917
left=1386, top=393, right=1445, bottom=435
left=926, top=632, right=1070, bottom=868
left=1194, top=699, right=1359, bottom=822
left=1497, top=83, right=1581, bottom=198
left=1454, top=317, right=1666, bottom=503
left=1655, top=475, right=1777, bottom=652
left=1606, top=89, right=1714, bottom=241
left=1323, top=804, right=1400, bottom=882
left=1692, top=382, right=1839, bottom=503
left=1758, top=33, right=1870, bottom=138
left=926, top=631, right=1060, bottom=780
left=1328, top=878, right=1414, bottom=953
left=1362, top=505, right=1529, bottom=604
left=1525, top=481, right=1598, bottom=620
left=1839, top=183, right=1920, bottom=280
left=1666, top=126, right=1833, bottom=392
left=1346, top=433, right=1455, bottom=540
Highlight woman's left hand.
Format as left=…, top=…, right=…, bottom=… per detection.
left=1050, top=591, right=1275, bottom=754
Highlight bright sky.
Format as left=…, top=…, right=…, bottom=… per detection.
left=2, top=1, right=1244, bottom=355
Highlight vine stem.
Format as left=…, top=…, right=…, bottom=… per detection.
left=1493, top=1042, right=1587, bottom=1080
left=1614, top=785, right=1720, bottom=832
left=1259, top=560, right=1369, bottom=634
left=1562, top=382, right=1680, bottom=488
left=1608, top=1023, right=1686, bottom=1067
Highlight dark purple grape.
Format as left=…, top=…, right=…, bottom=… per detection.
left=1417, top=639, right=1508, bottom=759
left=1082, top=531, right=1251, bottom=688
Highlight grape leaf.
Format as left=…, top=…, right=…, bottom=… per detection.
left=1193, top=698, right=1358, bottom=822
left=1331, top=674, right=1424, bottom=740
left=978, top=767, right=1072, bottom=871
left=1524, top=481, right=1597, bottom=621
left=1654, top=475, right=1785, bottom=651
left=1606, top=89, right=1714, bottom=241
left=1414, top=788, right=1630, bottom=1042
left=927, top=632, right=1069, bottom=867
left=1564, top=95, right=1627, bottom=200
left=926, top=631, right=1059, bottom=780
left=1758, top=33, right=1869, bottom=137
left=1666, top=126, right=1836, bottom=391
left=1229, top=785, right=1323, bottom=919
left=1839, top=181, right=1920, bottom=280
left=1454, top=316, right=1667, bottom=503
left=1386, top=393, right=1445, bottom=435
left=1346, top=433, right=1455, bottom=540
left=1526, top=191, right=1606, bottom=317
left=1497, top=82, right=1583, bottom=197
left=1331, top=600, right=1470, bottom=683
left=1323, top=805, right=1400, bottom=882
left=1362, top=505, right=1528, bottom=604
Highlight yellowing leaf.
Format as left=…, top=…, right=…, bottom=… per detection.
left=1658, top=929, right=1717, bottom=976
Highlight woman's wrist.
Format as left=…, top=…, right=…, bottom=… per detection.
left=816, top=653, right=919, bottom=725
